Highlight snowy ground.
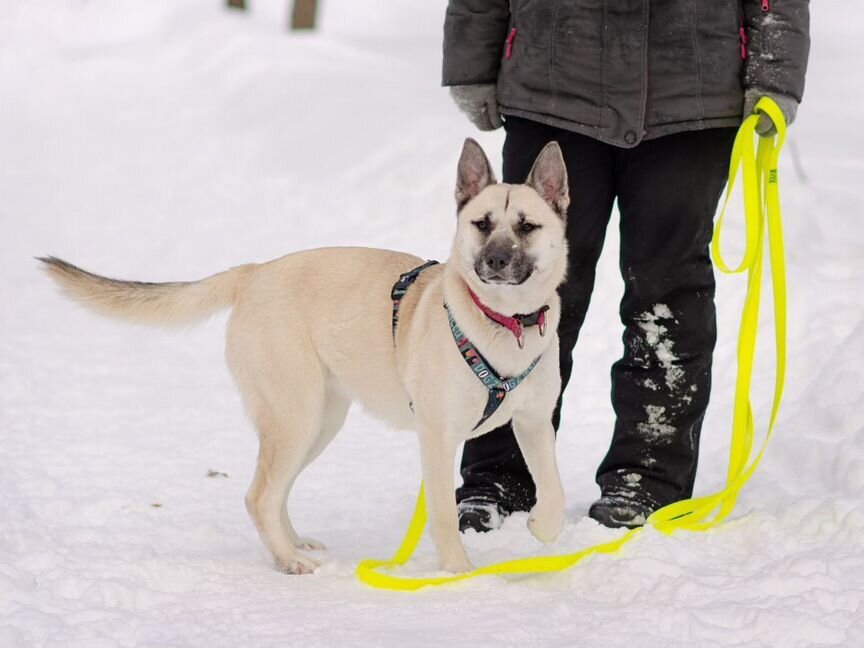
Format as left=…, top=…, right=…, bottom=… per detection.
left=1, top=1, right=862, bottom=646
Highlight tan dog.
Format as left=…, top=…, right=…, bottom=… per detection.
left=41, top=139, right=570, bottom=574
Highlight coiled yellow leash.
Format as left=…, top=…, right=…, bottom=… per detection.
left=356, top=97, right=788, bottom=590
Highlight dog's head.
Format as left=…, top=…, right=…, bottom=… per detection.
left=451, top=138, right=569, bottom=307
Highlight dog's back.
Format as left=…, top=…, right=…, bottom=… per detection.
left=41, top=247, right=434, bottom=430
left=225, top=247, right=432, bottom=430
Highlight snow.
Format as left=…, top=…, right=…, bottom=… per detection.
left=1, top=1, right=863, bottom=646
left=634, top=303, right=685, bottom=390
left=636, top=405, right=676, bottom=443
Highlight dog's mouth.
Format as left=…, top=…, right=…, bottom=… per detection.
left=476, top=267, right=533, bottom=286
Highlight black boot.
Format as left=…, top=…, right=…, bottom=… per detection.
left=588, top=497, right=653, bottom=529
left=456, top=432, right=537, bottom=533
left=588, top=470, right=678, bottom=529
left=458, top=496, right=508, bottom=533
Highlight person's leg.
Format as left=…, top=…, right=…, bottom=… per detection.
left=591, top=127, right=737, bottom=527
left=458, top=115, right=616, bottom=529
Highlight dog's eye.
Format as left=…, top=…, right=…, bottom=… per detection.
left=472, top=215, right=491, bottom=232
left=520, top=222, right=539, bottom=234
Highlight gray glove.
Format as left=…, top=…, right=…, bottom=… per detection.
left=743, top=88, right=799, bottom=137
left=449, top=84, right=503, bottom=132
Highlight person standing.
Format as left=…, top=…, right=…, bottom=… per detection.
left=443, top=0, right=810, bottom=530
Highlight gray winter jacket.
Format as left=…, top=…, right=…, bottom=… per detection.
left=442, top=1, right=810, bottom=147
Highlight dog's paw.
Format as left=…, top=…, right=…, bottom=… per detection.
left=440, top=557, right=474, bottom=574
left=295, top=536, right=327, bottom=551
left=275, top=554, right=320, bottom=575
left=527, top=503, right=564, bottom=543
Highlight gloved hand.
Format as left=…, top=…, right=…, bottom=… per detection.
left=743, top=88, right=799, bottom=137
left=449, top=84, right=503, bottom=132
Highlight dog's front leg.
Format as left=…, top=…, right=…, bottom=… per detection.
left=512, top=410, right=566, bottom=542
left=418, top=428, right=473, bottom=573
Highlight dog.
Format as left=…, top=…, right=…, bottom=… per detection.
left=40, top=138, right=570, bottom=574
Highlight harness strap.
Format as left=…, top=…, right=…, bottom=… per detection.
left=391, top=260, right=440, bottom=341
left=445, top=305, right=541, bottom=431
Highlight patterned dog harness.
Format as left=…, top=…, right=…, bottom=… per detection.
left=445, top=306, right=541, bottom=431
left=390, top=260, right=542, bottom=430
left=391, top=260, right=440, bottom=340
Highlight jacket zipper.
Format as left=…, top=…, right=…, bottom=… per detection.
left=505, top=27, right=517, bottom=60
left=739, top=17, right=748, bottom=60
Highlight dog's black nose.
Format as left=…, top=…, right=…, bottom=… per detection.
left=484, top=250, right=512, bottom=272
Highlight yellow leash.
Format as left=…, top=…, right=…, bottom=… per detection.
left=356, top=97, right=788, bottom=590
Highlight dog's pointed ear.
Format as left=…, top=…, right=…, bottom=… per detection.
left=455, top=138, right=496, bottom=211
left=526, top=141, right=569, bottom=218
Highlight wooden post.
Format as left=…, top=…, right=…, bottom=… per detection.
left=291, top=0, right=318, bottom=30
left=227, top=0, right=246, bottom=9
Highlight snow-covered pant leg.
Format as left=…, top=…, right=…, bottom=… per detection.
left=458, top=116, right=616, bottom=512
left=597, top=127, right=737, bottom=508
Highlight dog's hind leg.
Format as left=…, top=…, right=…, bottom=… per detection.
left=280, top=378, right=351, bottom=551
left=244, top=371, right=328, bottom=575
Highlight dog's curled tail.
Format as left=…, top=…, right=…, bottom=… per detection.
left=38, top=256, right=256, bottom=327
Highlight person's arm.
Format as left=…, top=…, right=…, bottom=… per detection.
left=742, top=0, right=811, bottom=135
left=443, top=0, right=510, bottom=131
left=442, top=0, right=510, bottom=86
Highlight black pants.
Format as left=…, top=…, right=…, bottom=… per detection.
left=457, top=117, right=737, bottom=513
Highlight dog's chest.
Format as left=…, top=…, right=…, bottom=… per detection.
left=450, top=368, right=542, bottom=440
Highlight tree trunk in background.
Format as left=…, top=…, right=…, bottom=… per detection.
left=226, top=0, right=246, bottom=9
left=291, top=0, right=318, bottom=30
